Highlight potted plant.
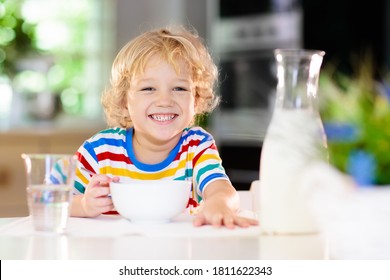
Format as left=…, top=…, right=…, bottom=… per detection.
left=319, top=61, right=390, bottom=186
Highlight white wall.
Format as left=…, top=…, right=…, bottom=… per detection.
left=114, top=0, right=207, bottom=51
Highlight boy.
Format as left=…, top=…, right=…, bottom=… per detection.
left=71, top=25, right=258, bottom=229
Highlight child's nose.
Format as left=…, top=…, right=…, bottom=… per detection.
left=155, top=90, right=174, bottom=105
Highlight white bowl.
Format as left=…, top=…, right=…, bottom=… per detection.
left=110, top=180, right=191, bottom=223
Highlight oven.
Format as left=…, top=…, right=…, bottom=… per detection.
left=207, top=0, right=303, bottom=189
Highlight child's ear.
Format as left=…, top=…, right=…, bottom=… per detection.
left=122, top=107, right=129, bottom=116
left=193, top=91, right=198, bottom=108
left=121, top=107, right=132, bottom=127
left=121, top=101, right=130, bottom=115
left=122, top=97, right=129, bottom=111
left=194, top=96, right=202, bottom=114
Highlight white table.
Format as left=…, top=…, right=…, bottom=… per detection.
left=0, top=214, right=326, bottom=260
left=2, top=186, right=390, bottom=260
left=0, top=190, right=326, bottom=260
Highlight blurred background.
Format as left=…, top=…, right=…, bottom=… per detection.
left=1, top=0, right=389, bottom=216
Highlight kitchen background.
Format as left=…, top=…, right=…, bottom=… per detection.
left=0, top=0, right=389, bottom=216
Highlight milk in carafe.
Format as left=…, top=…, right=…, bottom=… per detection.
left=259, top=49, right=327, bottom=234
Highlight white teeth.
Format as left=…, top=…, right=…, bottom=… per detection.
left=150, top=114, right=175, bottom=121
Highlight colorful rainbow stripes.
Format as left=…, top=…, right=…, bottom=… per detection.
left=74, top=127, right=229, bottom=203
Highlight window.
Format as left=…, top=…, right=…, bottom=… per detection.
left=0, top=0, right=114, bottom=123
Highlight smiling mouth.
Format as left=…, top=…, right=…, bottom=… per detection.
left=149, top=114, right=177, bottom=122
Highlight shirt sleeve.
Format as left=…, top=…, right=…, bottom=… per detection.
left=73, top=140, right=99, bottom=194
left=191, top=134, right=230, bottom=198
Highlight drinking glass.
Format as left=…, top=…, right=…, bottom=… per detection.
left=22, top=153, right=76, bottom=233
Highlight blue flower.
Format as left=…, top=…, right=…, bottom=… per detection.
left=347, top=150, right=376, bottom=187
left=324, top=122, right=359, bottom=142
left=378, top=80, right=390, bottom=102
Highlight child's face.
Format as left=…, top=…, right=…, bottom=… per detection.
left=126, top=55, right=196, bottom=144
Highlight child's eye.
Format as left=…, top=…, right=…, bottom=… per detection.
left=141, top=87, right=154, bottom=91
left=173, top=87, right=187, bottom=92
left=139, top=87, right=155, bottom=94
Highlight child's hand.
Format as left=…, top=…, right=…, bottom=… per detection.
left=191, top=180, right=259, bottom=229
left=80, top=174, right=120, bottom=217
left=192, top=196, right=259, bottom=229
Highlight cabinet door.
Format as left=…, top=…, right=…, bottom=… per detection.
left=48, top=132, right=90, bottom=154
left=219, top=143, right=262, bottom=190
left=0, top=136, right=42, bottom=217
left=0, top=129, right=100, bottom=217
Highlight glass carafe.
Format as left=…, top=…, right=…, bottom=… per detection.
left=259, top=49, right=327, bottom=234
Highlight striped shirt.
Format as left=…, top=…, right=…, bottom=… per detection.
left=74, top=126, right=230, bottom=202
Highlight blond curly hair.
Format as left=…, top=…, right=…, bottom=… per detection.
left=101, top=25, right=219, bottom=128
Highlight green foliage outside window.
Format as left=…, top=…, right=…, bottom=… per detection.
left=0, top=0, right=96, bottom=117
left=319, top=59, right=390, bottom=186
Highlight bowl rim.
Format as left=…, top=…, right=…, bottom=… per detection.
left=110, top=180, right=191, bottom=187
